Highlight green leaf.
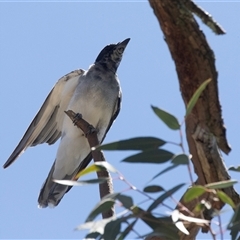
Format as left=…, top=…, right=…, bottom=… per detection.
left=75, top=216, right=115, bottom=232
left=205, top=180, right=238, bottom=189
left=102, top=192, right=121, bottom=200
left=86, top=198, right=115, bottom=222
left=217, top=190, right=236, bottom=208
left=148, top=165, right=178, bottom=183
left=132, top=207, right=172, bottom=232
left=185, top=78, right=211, bottom=117
left=117, top=219, right=138, bottom=240
left=116, top=194, right=134, bottom=209
left=131, top=206, right=157, bottom=229
left=228, top=204, right=240, bottom=240
left=148, top=183, right=185, bottom=212
left=193, top=202, right=207, bottom=213
left=53, top=178, right=109, bottom=186
left=95, top=162, right=119, bottom=173
left=75, top=162, right=118, bottom=179
left=228, top=165, right=240, bottom=172
left=151, top=106, right=180, bottom=130
left=131, top=208, right=178, bottom=239
left=144, top=185, right=164, bottom=193
left=184, top=186, right=206, bottom=202
left=75, top=164, right=104, bottom=179
left=171, top=154, right=189, bottom=165
left=99, top=137, right=166, bottom=151
left=122, top=149, right=174, bottom=164
left=103, top=219, right=122, bottom=240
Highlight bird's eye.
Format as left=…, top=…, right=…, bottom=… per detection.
left=117, top=47, right=124, bottom=53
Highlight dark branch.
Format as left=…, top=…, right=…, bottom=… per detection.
left=65, top=110, right=114, bottom=219
left=182, top=0, right=226, bottom=35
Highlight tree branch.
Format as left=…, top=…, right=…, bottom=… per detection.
left=65, top=110, right=114, bottom=219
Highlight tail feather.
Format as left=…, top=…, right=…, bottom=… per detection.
left=38, top=161, right=70, bottom=208
left=38, top=153, right=93, bottom=208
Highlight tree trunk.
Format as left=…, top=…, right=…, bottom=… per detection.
left=148, top=0, right=240, bottom=239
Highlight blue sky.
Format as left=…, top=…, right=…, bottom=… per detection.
left=1, top=1, right=239, bottom=239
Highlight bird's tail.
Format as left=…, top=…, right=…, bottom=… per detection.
left=38, top=153, right=93, bottom=208
left=38, top=161, right=72, bottom=208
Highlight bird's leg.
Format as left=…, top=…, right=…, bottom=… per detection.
left=73, top=113, right=82, bottom=125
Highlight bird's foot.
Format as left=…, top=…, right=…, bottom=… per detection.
left=86, top=124, right=97, bottom=137
left=73, top=113, right=82, bottom=125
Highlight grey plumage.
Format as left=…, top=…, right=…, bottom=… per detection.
left=3, top=38, right=130, bottom=208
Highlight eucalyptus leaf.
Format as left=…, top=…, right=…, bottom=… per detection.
left=53, top=178, right=108, bottom=186
left=228, top=165, right=240, bottom=172
left=171, top=154, right=189, bottom=165
left=227, top=204, right=240, bottom=240
left=99, top=137, right=166, bottom=151
left=134, top=210, right=178, bottom=239
left=205, top=180, right=238, bottom=189
left=95, top=162, right=118, bottom=173
left=185, top=78, right=211, bottom=117
left=144, top=185, right=164, bottom=193
left=86, top=199, right=115, bottom=222
left=122, top=149, right=174, bottom=164
left=217, top=190, right=236, bottom=208
left=75, top=216, right=116, bottom=233
left=75, top=162, right=118, bottom=179
left=103, top=219, right=122, bottom=240
left=75, top=164, right=104, bottom=179
left=148, top=183, right=185, bottom=212
left=184, top=186, right=206, bottom=202
left=148, top=165, right=178, bottom=183
left=117, top=194, right=134, bottom=209
left=102, top=192, right=121, bottom=200
left=117, top=219, right=138, bottom=240
left=151, top=105, right=180, bottom=130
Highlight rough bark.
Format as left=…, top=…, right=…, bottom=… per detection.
left=148, top=0, right=240, bottom=239
left=65, top=110, right=114, bottom=219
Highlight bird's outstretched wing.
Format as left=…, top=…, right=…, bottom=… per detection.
left=3, top=69, right=84, bottom=168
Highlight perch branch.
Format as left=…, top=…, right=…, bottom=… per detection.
left=65, top=110, right=114, bottom=219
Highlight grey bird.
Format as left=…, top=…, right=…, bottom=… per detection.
left=3, top=38, right=130, bottom=208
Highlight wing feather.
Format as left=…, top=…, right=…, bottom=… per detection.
left=3, top=69, right=84, bottom=168
left=102, top=91, right=122, bottom=142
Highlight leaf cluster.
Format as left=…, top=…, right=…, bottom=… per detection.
left=56, top=79, right=239, bottom=239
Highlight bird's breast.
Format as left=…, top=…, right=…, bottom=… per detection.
left=64, top=74, right=119, bottom=135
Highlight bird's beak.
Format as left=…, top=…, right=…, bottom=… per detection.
left=119, top=38, right=131, bottom=48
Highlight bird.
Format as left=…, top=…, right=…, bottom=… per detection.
left=3, top=38, right=130, bottom=208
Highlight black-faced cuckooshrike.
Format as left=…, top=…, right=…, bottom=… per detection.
left=3, top=38, right=130, bottom=208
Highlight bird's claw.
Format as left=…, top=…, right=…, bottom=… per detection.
left=73, top=113, right=82, bottom=125
left=86, top=124, right=97, bottom=137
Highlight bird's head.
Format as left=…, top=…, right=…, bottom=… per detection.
left=95, top=38, right=130, bottom=74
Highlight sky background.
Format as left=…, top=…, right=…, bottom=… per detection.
left=1, top=1, right=239, bottom=239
